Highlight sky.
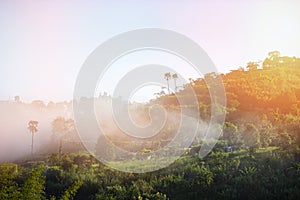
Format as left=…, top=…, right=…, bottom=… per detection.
left=0, top=0, right=300, bottom=102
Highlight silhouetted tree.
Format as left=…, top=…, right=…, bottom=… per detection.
left=164, top=72, right=171, bottom=95
left=28, top=120, right=38, bottom=155
left=242, top=123, right=260, bottom=153
left=246, top=62, right=259, bottom=71
left=263, top=51, right=280, bottom=68
left=223, top=122, right=238, bottom=146
left=52, top=117, right=77, bottom=156
left=268, top=51, right=280, bottom=61
left=172, top=73, right=178, bottom=93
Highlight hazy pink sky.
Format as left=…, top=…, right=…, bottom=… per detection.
left=0, top=0, right=300, bottom=102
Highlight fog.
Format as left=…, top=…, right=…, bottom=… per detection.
left=0, top=100, right=72, bottom=162
left=0, top=96, right=208, bottom=163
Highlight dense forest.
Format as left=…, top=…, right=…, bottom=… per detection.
left=0, top=51, right=300, bottom=199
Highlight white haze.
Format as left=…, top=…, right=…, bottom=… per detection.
left=0, top=100, right=72, bottom=162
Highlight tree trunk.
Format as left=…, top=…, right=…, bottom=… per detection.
left=167, top=80, right=170, bottom=95
left=59, top=139, right=63, bottom=159
left=174, top=79, right=177, bottom=93
left=31, top=132, right=34, bottom=156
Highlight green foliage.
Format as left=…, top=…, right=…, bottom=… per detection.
left=272, top=132, right=292, bottom=149
left=95, top=135, right=116, bottom=161
left=20, top=166, right=46, bottom=200
left=0, top=163, right=20, bottom=200
left=0, top=164, right=83, bottom=200
left=1, top=147, right=300, bottom=199
left=2, top=52, right=300, bottom=199
left=242, top=123, right=260, bottom=152
left=223, top=122, right=238, bottom=145
left=59, top=180, right=82, bottom=200
left=61, top=155, right=73, bottom=171
left=0, top=165, right=45, bottom=200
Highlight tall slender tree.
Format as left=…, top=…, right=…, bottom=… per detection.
left=27, top=120, right=38, bottom=155
left=164, top=72, right=171, bottom=95
left=172, top=73, right=178, bottom=93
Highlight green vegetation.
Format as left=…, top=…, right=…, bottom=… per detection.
left=1, top=52, right=300, bottom=199
left=1, top=147, right=299, bottom=199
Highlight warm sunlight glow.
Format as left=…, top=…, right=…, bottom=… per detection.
left=1, top=1, right=300, bottom=199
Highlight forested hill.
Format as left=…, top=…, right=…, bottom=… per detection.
left=153, top=51, right=300, bottom=148
left=1, top=52, right=300, bottom=200
left=156, top=52, right=299, bottom=111
left=224, top=51, right=300, bottom=113
left=156, top=51, right=298, bottom=115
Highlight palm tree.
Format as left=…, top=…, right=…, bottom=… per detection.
left=164, top=72, right=171, bottom=95
left=172, top=73, right=178, bottom=93
left=246, top=62, right=259, bottom=71
left=28, top=120, right=38, bottom=155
